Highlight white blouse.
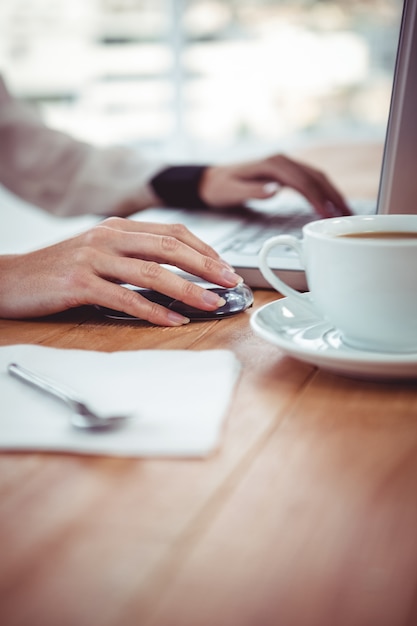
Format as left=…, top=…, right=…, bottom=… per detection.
left=0, top=75, right=164, bottom=217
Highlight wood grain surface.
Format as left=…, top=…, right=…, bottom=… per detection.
left=2, top=143, right=416, bottom=626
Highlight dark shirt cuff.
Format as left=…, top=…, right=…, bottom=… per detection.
left=150, top=165, right=210, bottom=209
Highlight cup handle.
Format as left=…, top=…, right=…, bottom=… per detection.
left=259, top=235, right=316, bottom=313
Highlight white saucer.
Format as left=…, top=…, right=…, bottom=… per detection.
left=250, top=294, right=417, bottom=380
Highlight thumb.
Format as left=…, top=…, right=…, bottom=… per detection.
left=237, top=180, right=281, bottom=202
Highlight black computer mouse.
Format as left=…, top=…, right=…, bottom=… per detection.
left=96, top=283, right=254, bottom=321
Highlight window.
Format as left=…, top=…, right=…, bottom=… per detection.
left=0, top=0, right=403, bottom=160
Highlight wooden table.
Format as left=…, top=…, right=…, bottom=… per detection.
left=2, top=143, right=417, bottom=626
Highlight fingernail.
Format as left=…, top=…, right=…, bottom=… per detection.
left=221, top=268, right=244, bottom=286
left=167, top=311, right=190, bottom=325
left=202, top=291, right=226, bottom=307
left=263, top=182, right=280, bottom=195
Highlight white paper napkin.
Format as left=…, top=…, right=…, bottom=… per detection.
left=0, top=345, right=241, bottom=457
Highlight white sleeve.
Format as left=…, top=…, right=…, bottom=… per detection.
left=0, top=75, right=164, bottom=217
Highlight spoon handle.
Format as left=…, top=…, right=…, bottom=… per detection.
left=7, top=362, right=85, bottom=414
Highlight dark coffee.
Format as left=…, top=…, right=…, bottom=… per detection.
left=339, top=231, right=417, bottom=239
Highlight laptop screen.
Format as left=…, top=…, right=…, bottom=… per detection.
left=377, top=0, right=417, bottom=215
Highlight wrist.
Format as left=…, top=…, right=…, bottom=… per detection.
left=150, top=165, right=210, bottom=209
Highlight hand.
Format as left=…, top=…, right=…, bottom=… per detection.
left=0, top=218, right=243, bottom=325
left=199, top=153, right=351, bottom=217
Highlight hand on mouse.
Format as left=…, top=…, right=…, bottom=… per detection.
left=0, top=217, right=243, bottom=325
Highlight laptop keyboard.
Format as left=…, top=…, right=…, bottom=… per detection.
left=139, top=196, right=377, bottom=260
left=217, top=211, right=313, bottom=257
left=217, top=198, right=376, bottom=258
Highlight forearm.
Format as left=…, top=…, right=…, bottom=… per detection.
left=0, top=254, right=26, bottom=318
left=0, top=76, right=162, bottom=217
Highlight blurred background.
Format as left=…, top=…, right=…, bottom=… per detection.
left=0, top=0, right=403, bottom=162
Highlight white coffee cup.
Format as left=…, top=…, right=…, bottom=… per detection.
left=259, top=214, right=417, bottom=353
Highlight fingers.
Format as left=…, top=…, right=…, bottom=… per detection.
left=237, top=155, right=351, bottom=217
left=99, top=217, right=221, bottom=261
left=85, top=221, right=242, bottom=289
left=200, top=156, right=352, bottom=217
left=85, top=277, right=192, bottom=326
left=69, top=220, right=244, bottom=325
left=280, top=157, right=351, bottom=217
left=83, top=264, right=229, bottom=326
left=94, top=250, right=240, bottom=306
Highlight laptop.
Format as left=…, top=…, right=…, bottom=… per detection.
left=131, top=0, right=416, bottom=291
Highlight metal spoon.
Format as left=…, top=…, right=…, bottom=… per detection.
left=7, top=362, right=129, bottom=430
